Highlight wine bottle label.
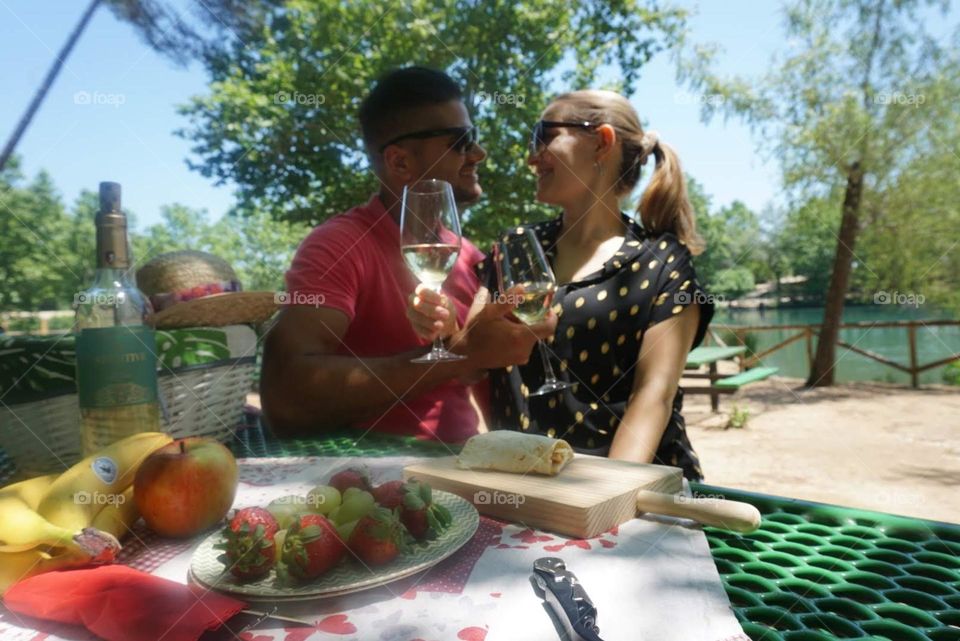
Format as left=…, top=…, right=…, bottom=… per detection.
left=76, top=326, right=159, bottom=408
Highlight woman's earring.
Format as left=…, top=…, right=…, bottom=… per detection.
left=594, top=161, right=605, bottom=176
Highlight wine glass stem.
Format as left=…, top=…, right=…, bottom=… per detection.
left=538, top=340, right=560, bottom=384
left=431, top=336, right=445, bottom=358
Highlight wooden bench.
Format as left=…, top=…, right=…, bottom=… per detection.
left=714, top=366, right=779, bottom=390
left=683, top=346, right=778, bottom=411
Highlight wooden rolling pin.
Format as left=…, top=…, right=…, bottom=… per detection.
left=636, top=490, right=762, bottom=533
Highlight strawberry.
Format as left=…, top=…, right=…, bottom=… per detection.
left=348, top=507, right=410, bottom=566
left=399, top=480, right=452, bottom=541
left=371, top=479, right=406, bottom=509
left=329, top=466, right=372, bottom=494
left=279, top=513, right=346, bottom=581
left=215, top=507, right=279, bottom=580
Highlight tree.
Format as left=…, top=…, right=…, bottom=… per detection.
left=110, top=0, right=687, bottom=248
left=850, top=58, right=960, bottom=312
left=0, top=160, right=76, bottom=311
left=695, top=198, right=764, bottom=299
left=0, top=162, right=305, bottom=315
left=771, top=196, right=842, bottom=302
left=133, top=205, right=309, bottom=292
left=679, top=0, right=955, bottom=386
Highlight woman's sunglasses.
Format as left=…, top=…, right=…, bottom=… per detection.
left=379, top=126, right=478, bottom=154
left=530, top=120, right=598, bottom=154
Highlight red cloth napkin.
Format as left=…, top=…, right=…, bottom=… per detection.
left=3, top=565, right=246, bottom=641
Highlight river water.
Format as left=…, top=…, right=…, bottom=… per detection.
left=711, top=305, right=960, bottom=385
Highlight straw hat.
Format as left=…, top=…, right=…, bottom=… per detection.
left=136, top=251, right=279, bottom=329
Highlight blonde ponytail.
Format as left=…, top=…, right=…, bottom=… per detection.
left=638, top=141, right=704, bottom=255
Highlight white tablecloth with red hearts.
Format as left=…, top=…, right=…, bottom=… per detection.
left=0, top=456, right=748, bottom=641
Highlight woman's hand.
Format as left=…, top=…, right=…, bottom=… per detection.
left=406, top=284, right=459, bottom=342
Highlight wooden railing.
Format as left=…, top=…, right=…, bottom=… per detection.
left=707, top=319, right=960, bottom=388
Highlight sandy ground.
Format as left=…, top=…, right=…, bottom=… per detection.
left=681, top=375, right=960, bottom=524
left=248, top=376, right=960, bottom=524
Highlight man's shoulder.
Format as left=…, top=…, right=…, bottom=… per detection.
left=300, top=202, right=382, bottom=249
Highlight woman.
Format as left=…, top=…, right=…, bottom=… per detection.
left=411, top=90, right=712, bottom=480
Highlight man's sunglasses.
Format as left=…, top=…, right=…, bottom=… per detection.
left=530, top=120, right=598, bottom=154
left=379, top=126, right=478, bottom=154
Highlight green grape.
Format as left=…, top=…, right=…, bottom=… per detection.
left=335, top=519, right=358, bottom=542
left=267, top=495, right=310, bottom=529
left=342, top=487, right=365, bottom=501
left=306, top=485, right=342, bottom=515
left=335, top=490, right=375, bottom=524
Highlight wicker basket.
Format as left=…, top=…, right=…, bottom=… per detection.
left=0, top=357, right=256, bottom=477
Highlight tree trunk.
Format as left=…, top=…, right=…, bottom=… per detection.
left=806, top=162, right=864, bottom=387
left=0, top=0, right=101, bottom=172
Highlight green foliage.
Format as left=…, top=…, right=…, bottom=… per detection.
left=0, top=158, right=307, bottom=313
left=112, top=0, right=686, bottom=249
left=709, top=267, right=756, bottom=300
left=678, top=0, right=960, bottom=313
left=943, top=361, right=960, bottom=386
left=132, top=205, right=310, bottom=292
left=725, top=404, right=749, bottom=430
left=0, top=159, right=85, bottom=311
left=771, top=196, right=841, bottom=301
left=696, top=199, right=764, bottom=298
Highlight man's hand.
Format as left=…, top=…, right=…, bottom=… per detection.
left=406, top=284, right=458, bottom=342
left=449, top=285, right=557, bottom=370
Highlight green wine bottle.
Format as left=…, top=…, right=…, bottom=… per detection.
left=75, top=182, right=160, bottom=455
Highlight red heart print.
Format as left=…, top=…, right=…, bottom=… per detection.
left=457, top=626, right=488, bottom=641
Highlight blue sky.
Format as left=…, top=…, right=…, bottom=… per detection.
left=0, top=1, right=942, bottom=231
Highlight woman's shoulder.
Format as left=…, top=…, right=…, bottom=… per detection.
left=639, top=230, right=693, bottom=261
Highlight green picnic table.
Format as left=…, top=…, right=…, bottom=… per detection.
left=685, top=345, right=779, bottom=411
left=233, top=423, right=960, bottom=641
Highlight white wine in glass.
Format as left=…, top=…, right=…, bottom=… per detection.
left=496, top=228, right=571, bottom=395
left=511, top=282, right=556, bottom=325
left=400, top=179, right=466, bottom=363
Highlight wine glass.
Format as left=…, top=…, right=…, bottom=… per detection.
left=400, top=179, right=466, bottom=363
left=496, top=228, right=571, bottom=395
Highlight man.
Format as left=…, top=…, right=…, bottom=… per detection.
left=261, top=66, right=554, bottom=442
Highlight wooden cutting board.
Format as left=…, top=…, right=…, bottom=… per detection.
left=402, top=454, right=682, bottom=538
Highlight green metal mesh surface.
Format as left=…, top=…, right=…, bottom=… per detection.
left=230, top=424, right=458, bottom=459
left=693, top=485, right=960, bottom=641
left=233, top=425, right=960, bottom=641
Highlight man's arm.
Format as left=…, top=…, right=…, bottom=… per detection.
left=261, top=291, right=555, bottom=436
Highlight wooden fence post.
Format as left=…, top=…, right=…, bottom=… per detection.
left=908, top=324, right=919, bottom=388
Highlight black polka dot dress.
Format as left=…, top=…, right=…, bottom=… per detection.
left=477, top=214, right=714, bottom=481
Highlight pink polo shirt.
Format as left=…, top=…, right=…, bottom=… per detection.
left=285, top=195, right=484, bottom=442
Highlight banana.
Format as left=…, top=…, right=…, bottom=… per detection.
left=37, top=432, right=172, bottom=531
left=0, top=474, right=74, bottom=551
left=0, top=473, right=58, bottom=509
left=0, top=473, right=124, bottom=555
left=90, top=486, right=139, bottom=542
left=0, top=544, right=95, bottom=596
left=0, top=493, right=79, bottom=552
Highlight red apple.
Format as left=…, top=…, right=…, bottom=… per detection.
left=133, top=437, right=239, bottom=538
